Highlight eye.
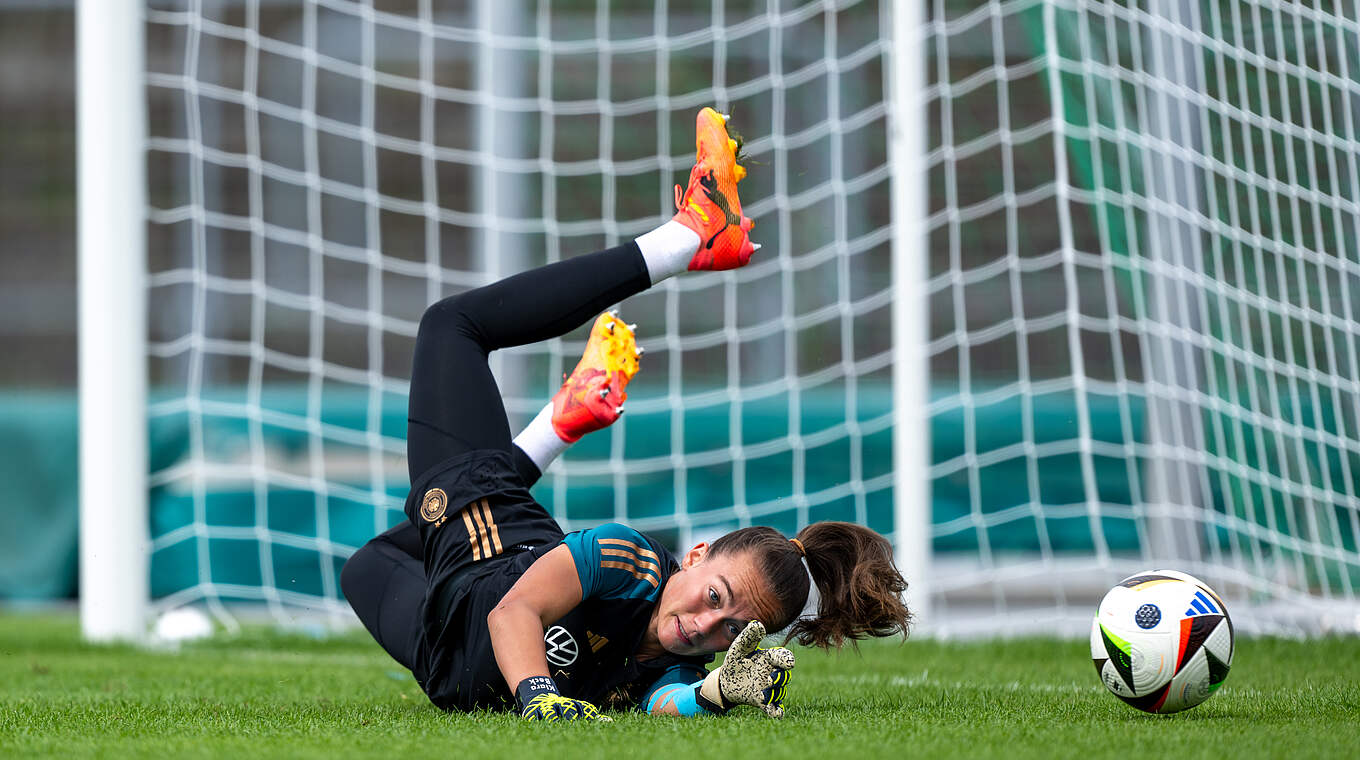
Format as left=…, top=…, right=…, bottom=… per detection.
left=726, top=621, right=741, bottom=638
left=708, top=587, right=720, bottom=606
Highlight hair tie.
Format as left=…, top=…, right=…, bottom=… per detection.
left=789, top=538, right=806, bottom=557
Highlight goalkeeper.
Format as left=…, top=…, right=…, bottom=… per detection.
left=340, top=108, right=912, bottom=721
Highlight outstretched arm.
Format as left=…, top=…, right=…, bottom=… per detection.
left=487, top=544, right=611, bottom=721
left=645, top=679, right=711, bottom=716
left=638, top=664, right=708, bottom=716
left=641, top=622, right=795, bottom=718
left=487, top=545, right=580, bottom=688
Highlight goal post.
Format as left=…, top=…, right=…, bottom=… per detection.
left=77, top=0, right=150, bottom=642
left=889, top=0, right=933, bottom=632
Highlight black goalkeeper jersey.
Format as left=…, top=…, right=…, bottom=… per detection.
left=416, top=522, right=711, bottom=712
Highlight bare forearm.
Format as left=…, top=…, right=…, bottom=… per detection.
left=487, top=601, right=551, bottom=691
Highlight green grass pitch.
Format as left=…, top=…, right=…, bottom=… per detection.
left=2, top=612, right=1356, bottom=759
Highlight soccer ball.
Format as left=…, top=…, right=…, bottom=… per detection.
left=1090, top=569, right=1234, bottom=714
left=151, top=606, right=214, bottom=646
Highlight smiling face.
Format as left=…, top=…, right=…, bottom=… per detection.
left=645, top=544, right=777, bottom=657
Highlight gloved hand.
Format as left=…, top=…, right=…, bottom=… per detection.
left=697, top=620, right=796, bottom=718
left=762, top=661, right=792, bottom=716
left=516, top=676, right=612, bottom=722
left=521, top=692, right=611, bottom=722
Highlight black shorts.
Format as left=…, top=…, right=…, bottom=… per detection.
left=403, top=448, right=565, bottom=709
left=402, top=448, right=565, bottom=580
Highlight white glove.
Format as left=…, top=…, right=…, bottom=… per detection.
left=697, top=621, right=796, bottom=718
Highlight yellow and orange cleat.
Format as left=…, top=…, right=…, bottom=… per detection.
left=672, top=107, right=759, bottom=271
left=551, top=311, right=642, bottom=443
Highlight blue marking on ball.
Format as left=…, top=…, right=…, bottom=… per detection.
left=1134, top=603, right=1161, bottom=629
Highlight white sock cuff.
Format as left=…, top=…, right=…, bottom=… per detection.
left=512, top=403, right=570, bottom=473
left=635, top=220, right=700, bottom=284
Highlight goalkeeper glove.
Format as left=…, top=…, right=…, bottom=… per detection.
left=763, top=663, right=792, bottom=716
left=516, top=676, right=612, bottom=722
left=696, top=620, right=796, bottom=718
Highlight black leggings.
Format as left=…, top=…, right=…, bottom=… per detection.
left=340, top=242, right=652, bottom=670
left=404, top=242, right=650, bottom=482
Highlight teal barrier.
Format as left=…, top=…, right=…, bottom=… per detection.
left=0, top=394, right=79, bottom=600
left=23, top=384, right=1356, bottom=601
left=1, top=385, right=1144, bottom=600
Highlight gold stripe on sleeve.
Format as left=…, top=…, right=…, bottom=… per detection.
left=599, top=560, right=660, bottom=588
left=598, top=537, right=660, bottom=564
left=598, top=546, right=661, bottom=575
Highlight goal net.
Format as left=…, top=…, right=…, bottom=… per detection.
left=111, top=0, right=1360, bottom=637
left=138, top=0, right=901, bottom=630
left=921, top=0, right=1360, bottom=636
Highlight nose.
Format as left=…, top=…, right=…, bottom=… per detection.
left=695, top=610, right=724, bottom=638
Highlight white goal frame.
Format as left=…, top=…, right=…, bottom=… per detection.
left=77, top=0, right=1360, bottom=641
left=76, top=0, right=931, bottom=642
left=78, top=0, right=150, bottom=642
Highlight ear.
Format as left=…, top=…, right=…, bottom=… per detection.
left=681, top=542, right=710, bottom=569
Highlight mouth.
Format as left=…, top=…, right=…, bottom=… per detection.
left=675, top=616, right=693, bottom=647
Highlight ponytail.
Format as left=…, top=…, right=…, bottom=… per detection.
left=787, top=521, right=911, bottom=649
left=707, top=521, right=912, bottom=651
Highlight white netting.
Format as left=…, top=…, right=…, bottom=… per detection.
left=924, top=0, right=1360, bottom=636
left=142, top=0, right=897, bottom=627
left=140, top=0, right=1360, bottom=637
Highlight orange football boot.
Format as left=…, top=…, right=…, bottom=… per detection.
left=551, top=311, right=642, bottom=443
left=672, top=107, right=758, bottom=270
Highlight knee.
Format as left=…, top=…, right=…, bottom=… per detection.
left=418, top=294, right=484, bottom=345
left=339, top=544, right=371, bottom=603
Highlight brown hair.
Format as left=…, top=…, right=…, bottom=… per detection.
left=707, top=521, right=911, bottom=649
